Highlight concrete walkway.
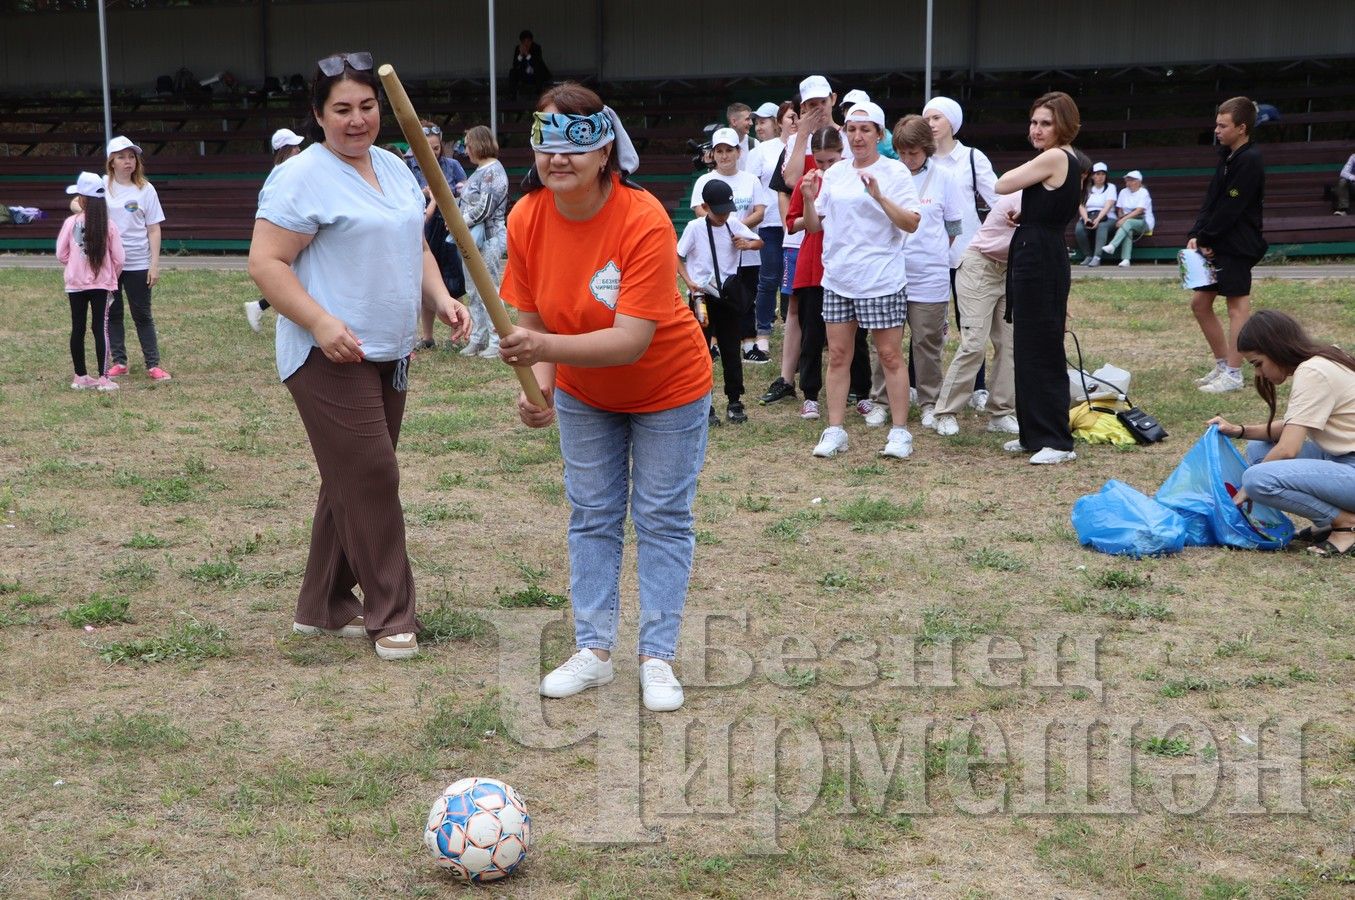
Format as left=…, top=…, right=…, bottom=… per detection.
left=4, top=253, right=1355, bottom=280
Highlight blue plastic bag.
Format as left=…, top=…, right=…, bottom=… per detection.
left=1154, top=426, right=1294, bottom=550
left=1072, top=479, right=1189, bottom=557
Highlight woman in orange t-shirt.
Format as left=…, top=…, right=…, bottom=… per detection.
left=499, top=83, right=712, bottom=713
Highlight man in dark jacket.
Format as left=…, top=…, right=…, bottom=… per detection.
left=1188, top=96, right=1267, bottom=394
left=508, top=30, right=551, bottom=99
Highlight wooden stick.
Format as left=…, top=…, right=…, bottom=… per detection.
left=377, top=63, right=546, bottom=407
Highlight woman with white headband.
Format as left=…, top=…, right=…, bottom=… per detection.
left=498, top=83, right=713, bottom=712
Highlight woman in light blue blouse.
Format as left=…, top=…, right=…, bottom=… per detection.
left=248, top=52, right=470, bottom=662
left=457, top=125, right=510, bottom=358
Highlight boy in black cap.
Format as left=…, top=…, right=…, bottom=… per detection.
left=677, top=180, right=764, bottom=424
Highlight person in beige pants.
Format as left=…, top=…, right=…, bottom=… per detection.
left=931, top=190, right=1022, bottom=436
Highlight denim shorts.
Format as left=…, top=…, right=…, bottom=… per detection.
left=823, top=288, right=908, bottom=329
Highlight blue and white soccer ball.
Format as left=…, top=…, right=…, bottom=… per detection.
left=424, top=777, right=531, bottom=882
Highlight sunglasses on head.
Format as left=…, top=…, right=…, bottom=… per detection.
left=422, top=125, right=442, bottom=136
left=317, top=51, right=374, bottom=77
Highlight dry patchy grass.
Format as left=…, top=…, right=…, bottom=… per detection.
left=0, top=268, right=1353, bottom=898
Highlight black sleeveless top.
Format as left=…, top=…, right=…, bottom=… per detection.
left=1019, top=149, right=1080, bottom=230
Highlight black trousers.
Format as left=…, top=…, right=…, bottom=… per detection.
left=704, top=297, right=744, bottom=403
left=737, top=264, right=760, bottom=339
left=1008, top=235, right=1073, bottom=452
left=796, top=286, right=870, bottom=403
left=108, top=269, right=161, bottom=368
left=68, top=289, right=110, bottom=377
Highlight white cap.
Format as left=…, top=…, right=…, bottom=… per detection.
left=841, top=89, right=870, bottom=107
left=711, top=127, right=740, bottom=149
left=799, top=75, right=832, bottom=102
left=1092, top=161, right=1108, bottom=173
left=106, top=135, right=142, bottom=157
left=843, top=101, right=885, bottom=130
left=754, top=102, right=779, bottom=119
left=1125, top=169, right=1143, bottom=181
left=271, top=128, right=304, bottom=151
left=66, top=171, right=106, bottom=197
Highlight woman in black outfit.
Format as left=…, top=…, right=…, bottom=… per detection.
left=996, top=91, right=1083, bottom=465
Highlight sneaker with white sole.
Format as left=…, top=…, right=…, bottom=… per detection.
left=70, top=374, right=99, bottom=390
left=293, top=616, right=366, bottom=639
left=106, top=363, right=129, bottom=378
left=459, top=341, right=487, bottom=357
left=1194, top=363, right=1227, bottom=386
left=919, top=405, right=936, bottom=430
left=987, top=414, right=1020, bottom=434
left=864, top=404, right=888, bottom=427
left=880, top=427, right=913, bottom=459
left=800, top=399, right=820, bottom=420
left=1199, top=370, right=1244, bottom=393
left=968, top=389, right=990, bottom=412
left=855, top=398, right=875, bottom=418
left=639, top=659, right=684, bottom=711
left=1117, top=260, right=1131, bottom=268
left=1101, top=243, right=1116, bottom=255
left=1003, top=439, right=1029, bottom=453
left=374, top=632, right=419, bottom=660
left=1030, top=447, right=1077, bottom=465
left=812, top=426, right=849, bottom=457
left=96, top=376, right=120, bottom=392
left=934, top=413, right=959, bottom=436
left=147, top=366, right=172, bottom=382
left=540, top=648, right=615, bottom=698
left=478, top=345, right=501, bottom=359
left=244, top=300, right=264, bottom=332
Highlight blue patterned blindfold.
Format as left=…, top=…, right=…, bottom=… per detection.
left=530, top=106, right=640, bottom=173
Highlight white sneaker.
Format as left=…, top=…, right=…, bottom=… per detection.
left=987, top=414, right=1020, bottom=434
left=800, top=399, right=820, bottom=420
left=813, top=426, right=849, bottom=458
left=293, top=616, right=366, bottom=639
left=1199, top=370, right=1244, bottom=393
left=1194, top=364, right=1226, bottom=386
left=540, top=648, right=615, bottom=698
left=639, top=659, right=684, bottom=712
left=934, top=413, right=959, bottom=436
left=244, top=300, right=264, bottom=332
left=1101, top=243, right=1116, bottom=255
left=1003, top=439, right=1028, bottom=453
left=880, top=427, right=914, bottom=459
left=909, top=386, right=918, bottom=404
left=968, top=389, right=990, bottom=412
left=478, top=345, right=501, bottom=359
left=1030, top=447, right=1077, bottom=465
left=459, top=341, right=487, bottom=357
left=864, top=405, right=888, bottom=427
left=1117, top=259, right=1131, bottom=268
left=1087, top=256, right=1101, bottom=267
left=919, top=405, right=936, bottom=430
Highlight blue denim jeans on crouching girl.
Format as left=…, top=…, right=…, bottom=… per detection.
left=1243, top=439, right=1355, bottom=526
left=555, top=389, right=709, bottom=661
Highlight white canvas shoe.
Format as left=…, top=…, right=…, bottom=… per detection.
left=639, top=659, right=684, bottom=711
left=293, top=616, right=366, bottom=639
left=1030, top=447, right=1077, bottom=465
left=540, top=648, right=615, bottom=698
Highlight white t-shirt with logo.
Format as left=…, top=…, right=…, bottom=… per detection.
left=677, top=216, right=758, bottom=295
left=691, top=169, right=769, bottom=266
left=745, top=137, right=786, bottom=229
left=103, top=178, right=166, bottom=270
left=903, top=161, right=966, bottom=303
left=1115, top=186, right=1155, bottom=232
left=814, top=156, right=921, bottom=298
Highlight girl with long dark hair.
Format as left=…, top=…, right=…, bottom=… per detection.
left=57, top=172, right=124, bottom=391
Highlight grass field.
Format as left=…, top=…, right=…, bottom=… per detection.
left=1, top=267, right=1353, bottom=899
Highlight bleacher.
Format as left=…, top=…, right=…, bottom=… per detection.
left=3, top=60, right=1353, bottom=257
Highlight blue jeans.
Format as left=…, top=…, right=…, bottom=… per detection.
left=555, top=389, right=709, bottom=660
left=1243, top=439, right=1355, bottom=526
left=755, top=226, right=784, bottom=335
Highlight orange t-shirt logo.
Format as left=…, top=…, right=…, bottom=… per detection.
left=589, top=261, right=622, bottom=310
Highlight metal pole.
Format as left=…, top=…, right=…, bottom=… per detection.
left=97, top=0, right=113, bottom=150
left=925, top=0, right=934, bottom=103
left=487, top=0, right=497, bottom=141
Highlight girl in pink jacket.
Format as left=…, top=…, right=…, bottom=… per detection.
left=57, top=172, right=124, bottom=391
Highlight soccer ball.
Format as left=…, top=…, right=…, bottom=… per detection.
left=424, top=777, right=531, bottom=882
